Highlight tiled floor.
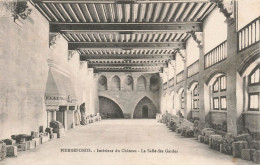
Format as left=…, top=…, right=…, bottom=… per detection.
left=1, top=119, right=254, bottom=165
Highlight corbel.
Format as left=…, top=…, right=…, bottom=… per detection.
left=68, top=50, right=77, bottom=61
left=210, top=0, right=234, bottom=21
left=49, top=33, right=61, bottom=48
left=176, top=48, right=186, bottom=62
left=187, top=31, right=203, bottom=48
left=0, top=0, right=32, bottom=27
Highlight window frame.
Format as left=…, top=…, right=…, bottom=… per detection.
left=249, top=65, right=260, bottom=86
left=181, top=90, right=185, bottom=109
left=220, top=96, right=227, bottom=110
left=213, top=97, right=219, bottom=110
left=220, top=75, right=227, bottom=92
left=248, top=92, right=259, bottom=111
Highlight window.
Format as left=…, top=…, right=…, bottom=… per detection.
left=213, top=97, right=219, bottom=110
left=192, top=84, right=199, bottom=110
left=220, top=76, right=227, bottom=91
left=193, top=99, right=199, bottom=109
left=213, top=81, right=219, bottom=92
left=249, top=93, right=259, bottom=111
left=220, top=96, right=227, bottom=110
left=193, top=85, right=199, bottom=96
left=213, top=75, right=226, bottom=93
left=211, top=75, right=227, bottom=111
left=248, top=65, right=260, bottom=111
left=181, top=91, right=184, bottom=109
left=249, top=66, right=260, bottom=85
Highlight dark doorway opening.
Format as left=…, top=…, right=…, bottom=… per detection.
left=142, top=105, right=148, bottom=118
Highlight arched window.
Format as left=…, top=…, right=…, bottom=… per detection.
left=111, top=76, right=120, bottom=91
left=124, top=75, right=133, bottom=90
left=248, top=65, right=260, bottom=111
left=181, top=90, right=184, bottom=109
left=192, top=84, right=199, bottom=110
left=211, top=75, right=227, bottom=110
left=98, top=75, right=107, bottom=90
left=137, top=76, right=146, bottom=90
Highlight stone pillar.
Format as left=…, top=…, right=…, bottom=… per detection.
left=133, top=77, right=138, bottom=91
left=182, top=50, right=189, bottom=119
left=146, top=79, right=150, bottom=92
left=107, top=76, right=111, bottom=90
left=47, top=111, right=50, bottom=128
left=93, top=72, right=100, bottom=115
left=52, top=111, right=57, bottom=121
left=159, top=73, right=164, bottom=114
left=64, top=107, right=68, bottom=131
left=226, top=17, right=240, bottom=136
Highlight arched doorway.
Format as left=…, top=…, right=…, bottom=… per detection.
left=142, top=105, right=148, bottom=118
left=99, top=96, right=124, bottom=118
left=133, top=96, right=157, bottom=119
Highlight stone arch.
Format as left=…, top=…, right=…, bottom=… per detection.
left=188, top=80, right=199, bottom=90
left=137, top=75, right=146, bottom=90
left=177, top=86, right=184, bottom=94
left=98, top=75, right=107, bottom=90
left=124, top=75, right=134, bottom=90
left=238, top=50, right=260, bottom=77
left=98, top=96, right=124, bottom=118
left=111, top=75, right=121, bottom=91
left=206, top=70, right=226, bottom=86
left=150, top=74, right=159, bottom=91
left=133, top=96, right=158, bottom=119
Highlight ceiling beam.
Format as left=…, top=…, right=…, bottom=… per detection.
left=32, top=0, right=210, bottom=4
left=50, top=22, right=202, bottom=33
left=94, top=69, right=161, bottom=73
left=69, top=42, right=185, bottom=50
left=80, top=55, right=174, bottom=60
left=88, top=63, right=167, bottom=67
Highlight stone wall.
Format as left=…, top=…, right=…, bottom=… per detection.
left=97, top=72, right=160, bottom=118
left=0, top=3, right=49, bottom=139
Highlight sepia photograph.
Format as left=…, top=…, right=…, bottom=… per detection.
left=0, top=0, right=259, bottom=164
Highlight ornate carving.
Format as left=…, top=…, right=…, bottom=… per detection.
left=49, top=33, right=61, bottom=48
left=0, top=0, right=32, bottom=22
left=0, top=0, right=17, bottom=17
left=13, top=1, right=31, bottom=20
left=68, top=50, right=77, bottom=60
left=176, top=48, right=186, bottom=62
left=210, top=0, right=234, bottom=20
left=125, top=76, right=133, bottom=85
left=187, top=31, right=203, bottom=48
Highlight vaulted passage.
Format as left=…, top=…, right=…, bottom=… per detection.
left=133, top=97, right=157, bottom=119
left=99, top=96, right=124, bottom=118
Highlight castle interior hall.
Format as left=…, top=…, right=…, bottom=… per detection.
left=0, top=0, right=259, bottom=165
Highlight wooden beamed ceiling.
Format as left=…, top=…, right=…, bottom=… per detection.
left=32, top=0, right=216, bottom=72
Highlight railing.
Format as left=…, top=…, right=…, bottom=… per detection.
left=204, top=41, right=227, bottom=69
left=176, top=71, right=184, bottom=84
left=163, top=82, right=167, bottom=90
left=169, top=77, right=174, bottom=87
left=187, top=60, right=199, bottom=78
left=238, top=16, right=260, bottom=52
